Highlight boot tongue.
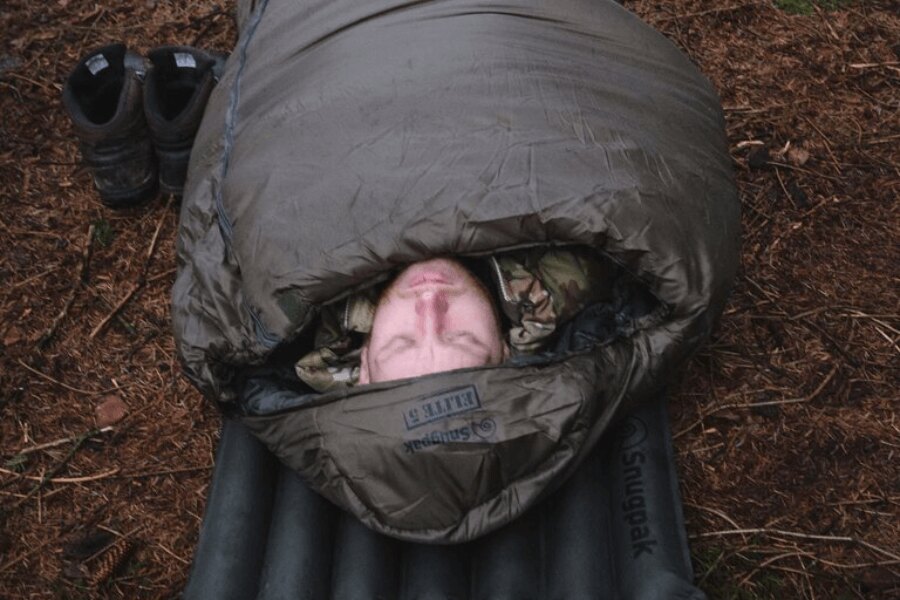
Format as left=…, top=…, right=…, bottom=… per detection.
left=84, top=53, right=110, bottom=76
left=172, top=51, right=198, bottom=70
left=80, top=44, right=127, bottom=80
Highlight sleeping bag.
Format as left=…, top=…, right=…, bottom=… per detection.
left=172, top=0, right=740, bottom=543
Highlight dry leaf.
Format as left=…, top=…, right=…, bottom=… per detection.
left=3, top=326, right=23, bottom=346
left=95, top=394, right=128, bottom=427
left=787, top=146, right=811, bottom=166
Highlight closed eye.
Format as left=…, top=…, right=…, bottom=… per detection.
left=445, top=331, right=492, bottom=356
left=373, top=335, right=415, bottom=361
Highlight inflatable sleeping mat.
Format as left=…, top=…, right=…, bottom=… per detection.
left=184, top=395, right=705, bottom=599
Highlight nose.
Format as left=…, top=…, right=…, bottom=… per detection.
left=415, top=289, right=449, bottom=334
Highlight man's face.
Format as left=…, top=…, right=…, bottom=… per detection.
left=359, top=258, right=507, bottom=384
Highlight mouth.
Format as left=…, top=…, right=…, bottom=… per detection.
left=400, top=263, right=459, bottom=290
left=395, top=258, right=471, bottom=293
left=408, top=272, right=451, bottom=287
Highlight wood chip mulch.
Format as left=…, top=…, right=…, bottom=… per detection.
left=1, top=0, right=897, bottom=598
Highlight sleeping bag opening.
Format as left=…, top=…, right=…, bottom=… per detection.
left=236, top=243, right=667, bottom=418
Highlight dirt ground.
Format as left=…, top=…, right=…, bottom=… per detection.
left=0, top=0, right=897, bottom=598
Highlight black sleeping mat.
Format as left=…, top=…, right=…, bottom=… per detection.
left=183, top=397, right=705, bottom=600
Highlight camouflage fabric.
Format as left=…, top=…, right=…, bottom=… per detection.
left=296, top=248, right=614, bottom=389
left=490, top=248, right=614, bottom=353
left=294, top=292, right=376, bottom=392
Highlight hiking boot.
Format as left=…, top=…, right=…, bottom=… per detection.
left=143, top=46, right=226, bottom=197
left=62, top=44, right=158, bottom=208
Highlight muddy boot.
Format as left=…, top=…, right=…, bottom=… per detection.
left=143, top=46, right=226, bottom=198
left=62, top=44, right=158, bottom=208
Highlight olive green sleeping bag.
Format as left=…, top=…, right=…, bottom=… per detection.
left=172, top=0, right=739, bottom=543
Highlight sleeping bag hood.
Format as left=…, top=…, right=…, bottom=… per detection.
left=172, top=0, right=740, bottom=543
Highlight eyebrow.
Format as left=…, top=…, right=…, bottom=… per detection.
left=373, top=335, right=415, bottom=364
left=448, top=331, right=493, bottom=358
left=372, top=332, right=493, bottom=367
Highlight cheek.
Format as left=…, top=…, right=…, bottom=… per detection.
left=370, top=296, right=411, bottom=337
left=452, top=297, right=502, bottom=335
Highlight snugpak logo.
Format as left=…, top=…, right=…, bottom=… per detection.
left=401, top=385, right=481, bottom=431
left=616, top=416, right=648, bottom=450
left=617, top=415, right=658, bottom=559
left=402, top=418, right=498, bottom=454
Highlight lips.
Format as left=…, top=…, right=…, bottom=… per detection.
left=401, top=264, right=456, bottom=289
left=408, top=271, right=450, bottom=287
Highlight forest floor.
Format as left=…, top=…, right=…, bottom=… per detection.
left=0, top=0, right=897, bottom=598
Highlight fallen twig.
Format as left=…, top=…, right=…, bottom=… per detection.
left=739, top=551, right=812, bottom=587
left=849, top=61, right=900, bottom=69
left=114, top=464, right=213, bottom=479
left=6, top=427, right=113, bottom=458
left=192, top=18, right=221, bottom=46
left=0, top=487, right=67, bottom=501
left=654, top=2, right=764, bottom=23
left=773, top=167, right=795, bottom=209
left=3, top=71, right=56, bottom=94
left=0, top=536, right=56, bottom=574
left=37, top=223, right=94, bottom=347
left=89, top=282, right=141, bottom=339
left=15, top=359, right=127, bottom=396
left=684, top=501, right=744, bottom=531
left=2, top=428, right=102, bottom=517
left=176, top=4, right=225, bottom=30
left=867, top=322, right=900, bottom=352
left=147, top=267, right=177, bottom=283
left=87, top=287, right=138, bottom=335
left=846, top=311, right=900, bottom=333
left=802, top=116, right=843, bottom=175
left=0, top=466, right=119, bottom=484
left=797, top=318, right=862, bottom=368
left=865, top=133, right=900, bottom=146
left=692, top=528, right=900, bottom=562
left=674, top=365, right=837, bottom=439
left=9, top=264, right=63, bottom=290
left=155, top=542, right=190, bottom=566
left=766, top=160, right=843, bottom=182
left=89, top=197, right=171, bottom=339
left=145, top=197, right=170, bottom=262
